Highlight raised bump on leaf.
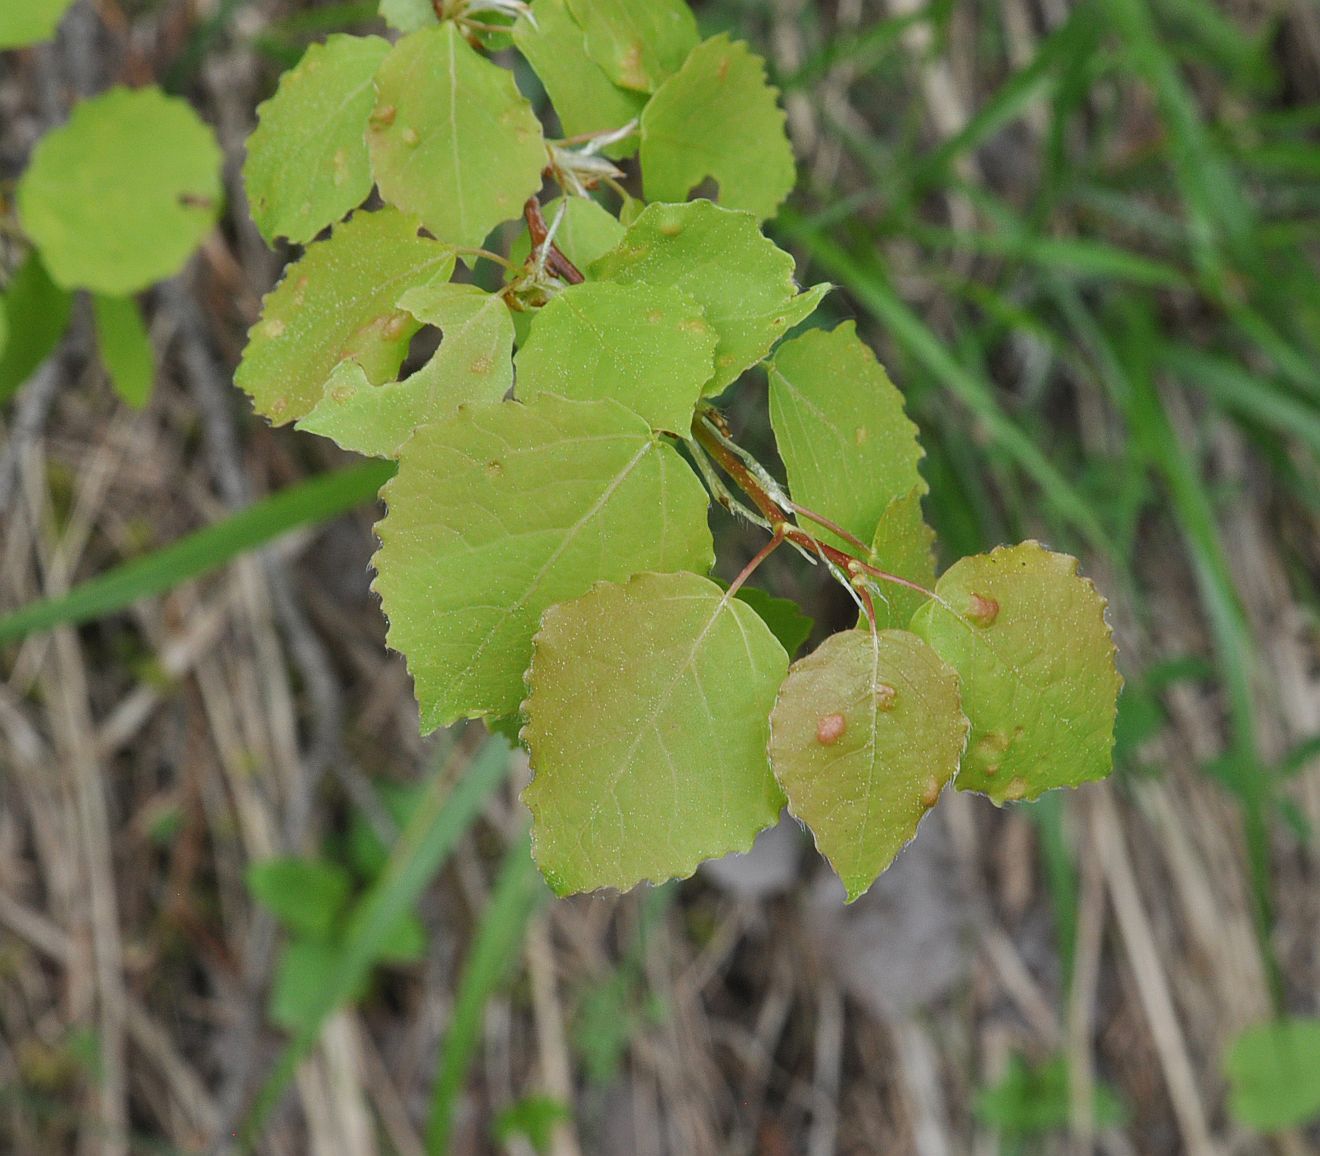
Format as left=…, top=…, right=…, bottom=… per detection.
left=769, top=628, right=967, bottom=902
left=909, top=541, right=1121, bottom=804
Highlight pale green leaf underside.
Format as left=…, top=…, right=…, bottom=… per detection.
left=564, top=0, right=698, bottom=92
left=508, top=196, right=625, bottom=274
left=523, top=570, right=787, bottom=895
left=372, top=395, right=714, bottom=731
left=515, top=281, right=716, bottom=432
left=910, top=541, right=1121, bottom=804
left=514, top=0, right=645, bottom=153
left=769, top=321, right=924, bottom=550
left=92, top=294, right=154, bottom=410
left=0, top=0, right=76, bottom=47
left=866, top=487, right=937, bottom=630
left=300, top=284, right=514, bottom=457
left=591, top=200, right=828, bottom=394
left=235, top=208, right=455, bottom=425
left=368, top=23, right=545, bottom=250
left=17, top=86, right=222, bottom=295
left=244, top=35, right=389, bottom=246
left=769, top=629, right=966, bottom=901
left=641, top=34, right=795, bottom=221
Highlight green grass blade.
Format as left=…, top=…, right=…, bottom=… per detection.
left=242, top=737, right=514, bottom=1149
left=779, top=215, right=1112, bottom=553
left=1158, top=344, right=1320, bottom=459
left=426, top=828, right=547, bottom=1154
left=0, top=460, right=394, bottom=646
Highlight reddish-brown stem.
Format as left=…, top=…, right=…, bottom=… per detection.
left=523, top=197, right=584, bottom=284
left=787, top=500, right=872, bottom=557
left=726, top=529, right=785, bottom=599
left=691, top=413, right=938, bottom=603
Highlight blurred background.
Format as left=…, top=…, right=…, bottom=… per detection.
left=3, top=0, right=1320, bottom=1152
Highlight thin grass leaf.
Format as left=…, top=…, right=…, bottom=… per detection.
left=0, top=460, right=394, bottom=646
left=425, top=829, right=546, bottom=1154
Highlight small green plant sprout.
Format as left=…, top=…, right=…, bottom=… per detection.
left=234, top=0, right=1122, bottom=902
left=1225, top=1018, right=1320, bottom=1132
left=1, top=61, right=223, bottom=406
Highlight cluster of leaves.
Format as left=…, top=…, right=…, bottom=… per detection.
left=1, top=12, right=222, bottom=406
left=234, top=0, right=1121, bottom=901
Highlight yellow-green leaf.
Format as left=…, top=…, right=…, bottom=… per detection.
left=17, top=86, right=222, bottom=295
left=372, top=396, right=713, bottom=731
left=563, top=0, right=698, bottom=93
left=235, top=208, right=455, bottom=425
left=591, top=200, right=828, bottom=394
left=769, top=322, right=924, bottom=550
left=769, top=629, right=967, bottom=901
left=909, top=541, right=1121, bottom=804
left=523, top=571, right=787, bottom=895
left=367, top=23, right=545, bottom=250
left=299, top=284, right=514, bottom=457
left=515, top=281, right=716, bottom=432
left=641, top=34, right=795, bottom=221
left=244, top=35, right=390, bottom=246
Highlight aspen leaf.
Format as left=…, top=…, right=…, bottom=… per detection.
left=235, top=209, right=455, bottom=425
left=372, top=396, right=713, bottom=730
left=514, top=0, right=645, bottom=153
left=769, top=629, right=967, bottom=901
left=564, top=0, right=698, bottom=92
left=368, top=23, right=545, bottom=250
left=515, top=281, right=716, bottom=432
left=17, top=87, right=222, bottom=295
left=245, top=35, right=390, bottom=245
left=299, top=284, right=514, bottom=457
left=523, top=571, right=787, bottom=895
left=910, top=541, right=1121, bottom=803
left=592, top=201, right=828, bottom=394
left=641, top=35, right=795, bottom=221
left=769, top=322, right=924, bottom=550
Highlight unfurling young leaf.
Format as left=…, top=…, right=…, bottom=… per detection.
left=591, top=200, right=829, bottom=394
left=235, top=208, right=455, bottom=425
left=769, top=629, right=967, bottom=901
left=910, top=541, right=1121, bottom=804
left=641, top=35, right=795, bottom=221
left=299, top=284, right=515, bottom=457
left=367, top=23, right=545, bottom=250
left=507, top=196, right=627, bottom=275
left=523, top=571, right=787, bottom=895
left=372, top=395, right=713, bottom=732
left=515, top=280, right=716, bottom=432
left=17, top=86, right=222, bottom=296
left=244, top=35, right=390, bottom=246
